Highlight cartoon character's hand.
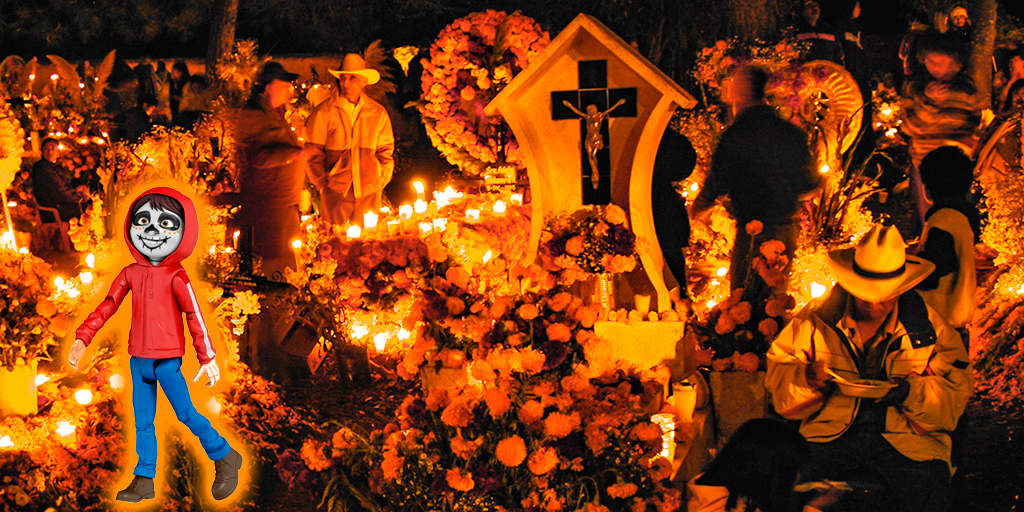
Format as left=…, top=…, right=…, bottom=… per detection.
left=193, top=360, right=221, bottom=387
left=69, top=339, right=86, bottom=372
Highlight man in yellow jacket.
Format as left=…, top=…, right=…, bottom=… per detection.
left=766, top=224, right=972, bottom=512
left=305, top=54, right=395, bottom=225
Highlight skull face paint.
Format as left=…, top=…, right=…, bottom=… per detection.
left=130, top=202, right=184, bottom=265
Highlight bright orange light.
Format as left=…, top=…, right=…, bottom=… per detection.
left=74, top=389, right=93, bottom=405
left=55, top=421, right=75, bottom=437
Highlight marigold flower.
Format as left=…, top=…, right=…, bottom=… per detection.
left=758, top=318, right=779, bottom=338
left=35, top=298, right=56, bottom=318
left=564, top=236, right=585, bottom=256
left=580, top=503, right=612, bottom=512
left=649, top=456, right=673, bottom=481
left=441, top=398, right=472, bottom=427
left=332, top=427, right=357, bottom=454
left=451, top=434, right=482, bottom=459
left=446, top=266, right=472, bottom=289
left=585, top=425, right=609, bottom=454
left=547, top=291, right=573, bottom=312
left=301, top=439, right=332, bottom=471
left=745, top=220, right=763, bottom=235
left=734, top=352, right=761, bottom=372
left=714, top=314, right=737, bottom=335
left=543, top=412, right=581, bottom=439
left=711, top=357, right=734, bottom=371
left=604, top=204, right=627, bottom=225
left=446, top=467, right=475, bottom=491
left=518, top=303, right=540, bottom=320
left=469, top=360, right=496, bottom=384
left=484, top=387, right=511, bottom=417
left=425, top=387, right=450, bottom=411
left=546, top=322, right=572, bottom=342
left=446, top=296, right=466, bottom=316
left=382, top=449, right=404, bottom=482
left=528, top=446, right=559, bottom=475
left=575, top=305, right=600, bottom=328
left=495, top=435, right=528, bottom=467
left=518, top=399, right=545, bottom=424
left=727, top=301, right=752, bottom=324
left=607, top=482, right=639, bottom=499
left=632, top=422, right=663, bottom=442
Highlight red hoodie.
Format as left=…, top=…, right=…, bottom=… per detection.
left=75, top=187, right=216, bottom=364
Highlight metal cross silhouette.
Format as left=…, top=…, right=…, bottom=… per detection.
left=552, top=60, right=637, bottom=205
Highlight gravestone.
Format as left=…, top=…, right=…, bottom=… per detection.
left=486, top=14, right=696, bottom=310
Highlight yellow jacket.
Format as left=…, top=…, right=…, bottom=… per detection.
left=765, top=287, right=972, bottom=469
left=305, top=93, right=394, bottom=197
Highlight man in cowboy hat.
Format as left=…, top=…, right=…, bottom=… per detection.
left=765, top=224, right=972, bottom=512
left=305, top=53, right=395, bottom=225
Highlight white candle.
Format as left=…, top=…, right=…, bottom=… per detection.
left=493, top=200, right=506, bottom=214
left=346, top=225, right=362, bottom=239
left=299, top=190, right=312, bottom=213
left=419, top=222, right=433, bottom=235
left=466, top=209, right=480, bottom=222
left=433, top=218, right=448, bottom=232
left=413, top=181, right=425, bottom=200
left=414, top=199, right=428, bottom=215
left=363, top=211, right=378, bottom=230
left=510, top=193, right=523, bottom=205
left=399, top=204, right=413, bottom=220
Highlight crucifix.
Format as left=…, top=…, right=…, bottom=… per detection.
left=552, top=60, right=637, bottom=205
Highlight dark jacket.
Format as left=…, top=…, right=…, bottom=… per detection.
left=697, top=105, right=817, bottom=226
left=30, top=159, right=81, bottom=221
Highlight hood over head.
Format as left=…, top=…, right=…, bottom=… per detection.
left=123, top=186, right=199, bottom=267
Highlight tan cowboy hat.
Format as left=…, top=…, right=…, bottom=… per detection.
left=827, top=224, right=935, bottom=303
left=328, top=54, right=380, bottom=85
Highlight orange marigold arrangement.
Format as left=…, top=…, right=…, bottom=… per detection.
left=296, top=253, right=681, bottom=510
left=691, top=221, right=798, bottom=371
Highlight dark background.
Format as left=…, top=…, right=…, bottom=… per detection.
left=1, top=0, right=1020, bottom=65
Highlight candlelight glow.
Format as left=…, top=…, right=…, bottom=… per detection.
left=364, top=211, right=379, bottom=230
left=351, top=323, right=369, bottom=338
left=109, top=373, right=125, bottom=390
left=0, top=436, right=12, bottom=448
left=56, top=421, right=75, bottom=437
left=75, top=389, right=93, bottom=405
left=434, top=186, right=463, bottom=208
left=6, top=201, right=15, bottom=207
left=466, top=209, right=480, bottom=222
left=413, top=181, right=425, bottom=196
left=50, top=73, right=59, bottom=81
left=398, top=329, right=411, bottom=340
left=810, top=282, right=827, bottom=298
left=36, top=374, right=50, bottom=386
left=706, top=299, right=717, bottom=309
left=291, top=239, right=302, bottom=249
left=482, top=250, right=493, bottom=263
left=820, top=164, right=831, bottom=174
left=690, top=182, right=699, bottom=192
left=715, top=267, right=728, bottom=277
left=651, top=413, right=676, bottom=460
left=86, top=253, right=96, bottom=268
left=347, top=225, right=362, bottom=238
left=510, top=193, right=523, bottom=205
left=399, top=204, right=413, bottom=219
left=433, top=218, right=448, bottom=232
left=54, top=276, right=65, bottom=287
left=419, top=222, right=433, bottom=234
left=493, top=200, right=507, bottom=214
left=414, top=199, right=428, bottom=214
left=79, top=271, right=93, bottom=285
left=373, top=333, right=388, bottom=352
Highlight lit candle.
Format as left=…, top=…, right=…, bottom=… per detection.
left=0, top=435, right=12, bottom=448
left=346, top=225, right=362, bottom=239
left=432, top=218, right=448, bottom=232
left=74, top=389, right=93, bottom=405
left=109, top=373, right=125, bottom=391
left=413, top=181, right=425, bottom=200
left=232, top=230, right=240, bottom=249
left=363, top=211, right=378, bottom=230
left=387, top=219, right=401, bottom=235
left=373, top=333, right=388, bottom=352
left=419, top=222, right=433, bottom=235
left=79, top=271, right=93, bottom=285
left=86, top=253, right=96, bottom=268
left=466, top=209, right=480, bottom=222
left=35, top=374, right=50, bottom=386
left=291, top=239, right=302, bottom=250
left=510, top=193, right=523, bottom=205
left=399, top=204, right=413, bottom=220
left=299, top=190, right=312, bottom=213
left=493, top=200, right=506, bottom=214
left=414, top=199, right=428, bottom=215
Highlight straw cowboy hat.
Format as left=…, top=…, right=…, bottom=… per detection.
left=328, top=54, right=380, bottom=85
left=827, top=224, right=935, bottom=303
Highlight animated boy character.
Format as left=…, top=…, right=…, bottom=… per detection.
left=67, top=187, right=242, bottom=503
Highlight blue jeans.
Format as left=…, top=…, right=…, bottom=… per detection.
left=130, top=356, right=231, bottom=478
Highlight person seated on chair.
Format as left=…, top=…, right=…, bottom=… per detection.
left=30, top=138, right=84, bottom=222
left=765, top=223, right=972, bottom=512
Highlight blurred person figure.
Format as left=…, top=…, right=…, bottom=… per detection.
left=122, top=94, right=159, bottom=143
left=690, top=65, right=819, bottom=289
left=233, top=61, right=315, bottom=279
left=169, top=60, right=191, bottom=122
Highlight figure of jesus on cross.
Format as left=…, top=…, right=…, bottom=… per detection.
left=562, top=98, right=626, bottom=190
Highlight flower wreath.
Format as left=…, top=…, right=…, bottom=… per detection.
left=418, top=10, right=550, bottom=176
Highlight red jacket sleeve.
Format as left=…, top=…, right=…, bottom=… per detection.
left=75, top=267, right=130, bottom=346
left=172, top=273, right=217, bottom=365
